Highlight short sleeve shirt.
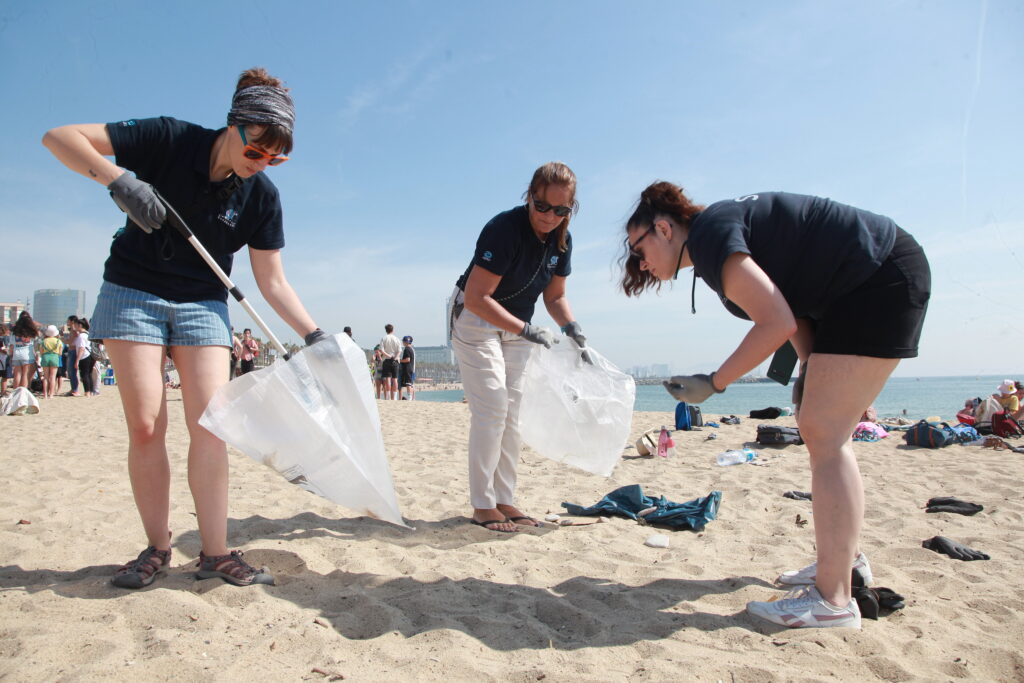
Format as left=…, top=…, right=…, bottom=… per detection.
left=401, top=346, right=416, bottom=375
left=687, top=192, right=897, bottom=320
left=104, top=117, right=285, bottom=303
left=455, top=205, right=572, bottom=323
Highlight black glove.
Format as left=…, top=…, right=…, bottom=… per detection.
left=663, top=373, right=724, bottom=404
left=925, top=497, right=984, bottom=516
left=107, top=173, right=165, bottom=233
left=561, top=321, right=593, bottom=365
left=304, top=328, right=328, bottom=346
left=520, top=323, right=559, bottom=348
left=922, top=536, right=990, bottom=561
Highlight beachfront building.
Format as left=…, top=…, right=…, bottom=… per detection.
left=0, top=301, right=25, bottom=326
left=416, top=345, right=455, bottom=365
left=32, top=289, right=86, bottom=328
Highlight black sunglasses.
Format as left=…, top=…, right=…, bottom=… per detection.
left=626, top=224, right=657, bottom=259
left=532, top=195, right=572, bottom=217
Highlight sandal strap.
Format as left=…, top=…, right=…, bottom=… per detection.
left=198, top=550, right=258, bottom=580
left=116, top=545, right=171, bottom=577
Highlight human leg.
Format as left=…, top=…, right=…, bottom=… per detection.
left=172, top=344, right=233, bottom=558
left=79, top=357, right=96, bottom=395
left=44, top=366, right=57, bottom=398
left=493, top=335, right=537, bottom=525
left=67, top=355, right=79, bottom=394
left=798, top=353, right=898, bottom=606
left=453, top=311, right=518, bottom=532
left=104, top=340, right=172, bottom=550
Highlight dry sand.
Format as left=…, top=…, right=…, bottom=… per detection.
left=2, top=390, right=1023, bottom=681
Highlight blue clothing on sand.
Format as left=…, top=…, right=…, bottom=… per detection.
left=562, top=485, right=722, bottom=532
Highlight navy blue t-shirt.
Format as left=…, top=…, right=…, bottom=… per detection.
left=687, top=192, right=897, bottom=320
left=455, top=205, right=572, bottom=323
left=104, top=116, right=285, bottom=303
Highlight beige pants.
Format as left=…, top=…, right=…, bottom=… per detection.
left=452, top=307, right=534, bottom=509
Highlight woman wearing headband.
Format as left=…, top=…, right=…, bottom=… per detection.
left=42, top=67, right=326, bottom=589
left=450, top=162, right=590, bottom=533
left=619, top=183, right=930, bottom=629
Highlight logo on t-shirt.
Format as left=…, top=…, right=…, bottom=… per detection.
left=118, top=120, right=137, bottom=127
left=548, top=255, right=559, bottom=268
left=218, top=208, right=239, bottom=228
left=734, top=194, right=759, bottom=202
left=482, top=250, right=493, bottom=262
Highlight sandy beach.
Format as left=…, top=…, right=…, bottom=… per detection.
left=2, top=390, right=1023, bottom=681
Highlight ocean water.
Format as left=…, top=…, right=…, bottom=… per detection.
left=416, top=375, right=1016, bottom=420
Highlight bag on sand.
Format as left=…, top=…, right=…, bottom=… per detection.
left=904, top=420, right=957, bottom=448
left=992, top=412, right=1024, bottom=438
left=519, top=343, right=635, bottom=477
left=2, top=387, right=40, bottom=415
left=756, top=424, right=803, bottom=445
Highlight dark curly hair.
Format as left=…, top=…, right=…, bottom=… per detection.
left=12, top=311, right=38, bottom=338
left=619, top=181, right=704, bottom=297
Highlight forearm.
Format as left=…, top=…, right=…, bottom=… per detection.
left=42, top=127, right=122, bottom=186
left=714, top=320, right=796, bottom=389
left=255, top=277, right=318, bottom=339
left=543, top=294, right=574, bottom=328
left=464, top=294, right=526, bottom=335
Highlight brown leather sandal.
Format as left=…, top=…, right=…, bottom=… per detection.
left=112, top=544, right=172, bottom=589
left=196, top=550, right=274, bottom=586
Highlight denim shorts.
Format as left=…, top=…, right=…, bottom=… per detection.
left=91, top=281, right=232, bottom=347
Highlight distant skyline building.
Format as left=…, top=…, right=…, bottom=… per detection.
left=0, top=301, right=24, bottom=326
left=32, top=289, right=86, bottom=328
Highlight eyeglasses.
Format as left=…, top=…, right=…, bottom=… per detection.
left=531, top=195, right=572, bottom=217
left=238, top=126, right=289, bottom=166
left=626, top=224, right=657, bottom=259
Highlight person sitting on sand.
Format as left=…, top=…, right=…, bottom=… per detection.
left=995, top=380, right=1020, bottom=415
left=450, top=162, right=591, bottom=533
left=618, top=182, right=930, bottom=629
left=42, top=67, right=328, bottom=589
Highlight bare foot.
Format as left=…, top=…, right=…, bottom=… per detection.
left=471, top=508, right=518, bottom=533
left=496, top=504, right=541, bottom=527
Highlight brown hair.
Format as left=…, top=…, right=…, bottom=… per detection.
left=235, top=67, right=293, bottom=154
left=619, top=181, right=705, bottom=297
left=523, top=162, right=578, bottom=253
left=12, top=311, right=38, bottom=338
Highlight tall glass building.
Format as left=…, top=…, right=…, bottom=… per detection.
left=33, top=289, right=86, bottom=328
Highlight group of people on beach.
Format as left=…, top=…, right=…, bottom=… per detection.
left=0, top=312, right=102, bottom=399
left=41, top=67, right=930, bottom=630
left=371, top=324, right=417, bottom=400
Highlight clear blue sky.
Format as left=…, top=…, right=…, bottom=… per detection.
left=1, top=1, right=1021, bottom=376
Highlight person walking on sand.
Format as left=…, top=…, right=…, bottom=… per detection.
left=64, top=316, right=81, bottom=396
left=238, top=328, right=259, bottom=374
left=618, top=182, right=929, bottom=629
left=43, top=66, right=329, bottom=589
left=450, top=162, right=592, bottom=533
left=73, top=318, right=98, bottom=397
left=39, top=325, right=64, bottom=399
left=399, top=335, right=416, bottom=401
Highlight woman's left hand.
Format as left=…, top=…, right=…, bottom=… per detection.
left=663, top=372, right=724, bottom=403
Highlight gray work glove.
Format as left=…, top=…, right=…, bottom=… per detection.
left=520, top=323, right=559, bottom=348
left=561, top=321, right=593, bottom=365
left=663, top=372, right=725, bottom=404
left=107, top=173, right=165, bottom=233
left=304, top=329, right=329, bottom=346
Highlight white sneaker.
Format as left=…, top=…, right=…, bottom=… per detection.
left=777, top=551, right=872, bottom=586
left=747, top=585, right=862, bottom=629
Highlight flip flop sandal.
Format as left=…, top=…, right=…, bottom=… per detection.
left=196, top=550, right=275, bottom=586
left=508, top=516, right=542, bottom=527
left=470, top=518, right=518, bottom=533
left=112, top=544, right=172, bottom=589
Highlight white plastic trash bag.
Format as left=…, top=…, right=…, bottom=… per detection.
left=518, top=342, right=635, bottom=476
left=2, top=387, right=40, bottom=416
left=200, top=333, right=407, bottom=527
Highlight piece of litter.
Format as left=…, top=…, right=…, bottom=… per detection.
left=544, top=514, right=560, bottom=522
left=558, top=518, right=575, bottom=526
left=313, top=617, right=329, bottom=628
left=17, top=520, right=30, bottom=525
left=637, top=506, right=658, bottom=518
left=645, top=534, right=670, bottom=549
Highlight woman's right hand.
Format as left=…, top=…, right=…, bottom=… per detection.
left=107, top=173, right=166, bottom=233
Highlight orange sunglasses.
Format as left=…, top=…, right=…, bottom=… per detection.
left=238, top=126, right=289, bottom=166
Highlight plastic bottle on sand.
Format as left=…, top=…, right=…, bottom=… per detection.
left=716, top=447, right=756, bottom=466
left=657, top=426, right=675, bottom=458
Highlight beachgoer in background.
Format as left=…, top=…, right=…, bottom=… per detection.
left=995, top=379, right=1020, bottom=415
left=239, top=328, right=259, bottom=374
left=74, top=318, right=97, bottom=397
left=39, top=325, right=64, bottom=399
left=618, top=182, right=930, bottom=629
left=372, top=345, right=385, bottom=399
left=42, top=66, right=327, bottom=589
left=64, top=316, right=80, bottom=396
left=229, top=328, right=240, bottom=380
left=400, top=335, right=416, bottom=401
left=0, top=324, right=12, bottom=396
left=343, top=326, right=352, bottom=338
left=1012, top=381, right=1024, bottom=422
left=450, top=161, right=589, bottom=533
left=378, top=324, right=401, bottom=400
left=10, top=312, right=40, bottom=391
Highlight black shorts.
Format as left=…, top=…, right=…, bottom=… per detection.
left=381, top=358, right=398, bottom=379
left=401, top=370, right=416, bottom=387
left=810, top=228, right=930, bottom=359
